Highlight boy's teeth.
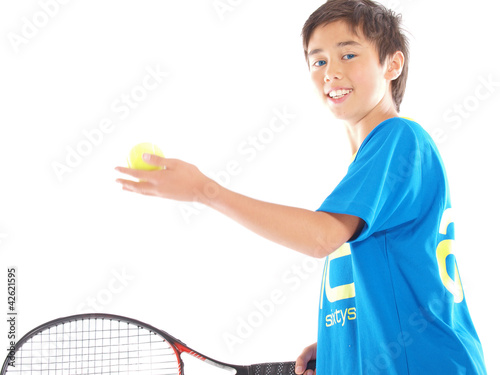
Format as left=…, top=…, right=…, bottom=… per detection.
left=329, top=89, right=352, bottom=98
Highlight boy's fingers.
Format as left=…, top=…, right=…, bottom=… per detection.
left=142, top=154, right=182, bottom=170
left=116, top=179, right=140, bottom=192
left=295, top=359, right=307, bottom=374
left=142, top=153, right=167, bottom=167
left=296, top=361, right=316, bottom=375
left=115, top=167, right=151, bottom=180
left=115, top=158, right=179, bottom=178
left=116, top=179, right=154, bottom=196
left=295, top=343, right=317, bottom=375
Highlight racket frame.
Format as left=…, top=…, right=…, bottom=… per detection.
left=1, top=313, right=253, bottom=375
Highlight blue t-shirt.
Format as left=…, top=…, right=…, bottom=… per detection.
left=316, top=118, right=486, bottom=374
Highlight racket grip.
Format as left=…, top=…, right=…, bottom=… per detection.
left=250, top=360, right=316, bottom=375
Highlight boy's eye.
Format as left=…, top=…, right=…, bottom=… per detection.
left=313, top=60, right=327, bottom=67
left=342, top=54, right=356, bottom=60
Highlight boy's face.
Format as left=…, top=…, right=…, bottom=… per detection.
left=307, top=21, right=394, bottom=124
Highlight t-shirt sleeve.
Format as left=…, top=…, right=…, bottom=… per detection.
left=317, top=121, right=423, bottom=242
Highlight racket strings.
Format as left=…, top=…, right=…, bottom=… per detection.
left=5, top=318, right=180, bottom=375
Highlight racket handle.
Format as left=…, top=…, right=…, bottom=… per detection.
left=250, top=360, right=316, bottom=375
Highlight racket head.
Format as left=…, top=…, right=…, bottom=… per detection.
left=1, top=313, right=185, bottom=375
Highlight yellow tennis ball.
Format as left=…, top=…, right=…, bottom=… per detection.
left=127, top=143, right=164, bottom=170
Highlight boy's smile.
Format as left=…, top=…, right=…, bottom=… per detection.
left=307, top=20, right=403, bottom=148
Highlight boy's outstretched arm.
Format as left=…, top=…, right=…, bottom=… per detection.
left=205, top=183, right=361, bottom=258
left=116, top=155, right=362, bottom=258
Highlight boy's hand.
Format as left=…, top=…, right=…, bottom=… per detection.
left=295, top=342, right=317, bottom=375
left=115, top=154, right=218, bottom=203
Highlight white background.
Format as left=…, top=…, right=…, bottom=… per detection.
left=1, top=0, right=498, bottom=373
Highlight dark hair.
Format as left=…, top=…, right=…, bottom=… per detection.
left=302, top=0, right=409, bottom=112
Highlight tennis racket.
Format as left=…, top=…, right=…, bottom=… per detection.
left=1, top=313, right=316, bottom=375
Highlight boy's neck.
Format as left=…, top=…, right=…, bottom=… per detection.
left=343, top=101, right=399, bottom=155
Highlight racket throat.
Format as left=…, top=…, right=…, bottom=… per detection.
left=181, top=350, right=246, bottom=374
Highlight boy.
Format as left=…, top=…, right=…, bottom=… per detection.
left=116, top=0, right=487, bottom=373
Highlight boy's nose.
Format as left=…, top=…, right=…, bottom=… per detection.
left=324, top=65, right=342, bottom=83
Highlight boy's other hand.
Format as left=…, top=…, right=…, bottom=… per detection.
left=295, top=342, right=317, bottom=375
left=115, top=154, right=218, bottom=204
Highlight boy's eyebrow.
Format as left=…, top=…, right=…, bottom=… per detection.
left=337, top=40, right=362, bottom=48
left=308, top=40, right=362, bottom=57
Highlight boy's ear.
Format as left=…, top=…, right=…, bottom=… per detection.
left=385, top=51, right=404, bottom=81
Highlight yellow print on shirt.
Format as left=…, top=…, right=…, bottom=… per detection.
left=321, top=244, right=357, bottom=327
left=320, top=244, right=356, bottom=308
left=326, top=307, right=357, bottom=327
left=436, top=208, right=464, bottom=303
